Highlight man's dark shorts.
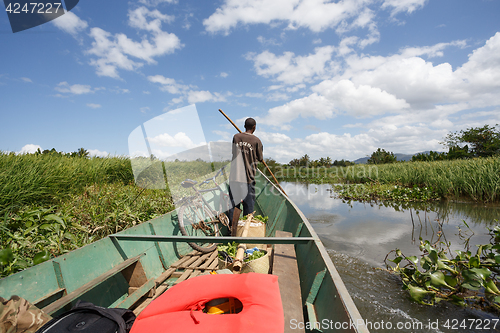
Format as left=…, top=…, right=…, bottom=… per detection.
left=228, top=181, right=256, bottom=221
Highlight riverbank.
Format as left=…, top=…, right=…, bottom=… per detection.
left=0, top=152, right=174, bottom=277
left=262, top=156, right=500, bottom=203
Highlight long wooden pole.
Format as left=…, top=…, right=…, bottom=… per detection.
left=233, top=213, right=254, bottom=272
left=218, top=109, right=287, bottom=197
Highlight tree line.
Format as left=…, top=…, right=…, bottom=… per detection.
left=34, top=147, right=91, bottom=158
left=266, top=124, right=500, bottom=167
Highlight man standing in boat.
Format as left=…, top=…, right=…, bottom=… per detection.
left=228, top=118, right=263, bottom=235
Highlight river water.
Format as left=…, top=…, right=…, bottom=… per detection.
left=281, top=182, right=500, bottom=333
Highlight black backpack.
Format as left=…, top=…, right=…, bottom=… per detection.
left=36, top=300, right=136, bottom=333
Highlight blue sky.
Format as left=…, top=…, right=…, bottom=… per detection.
left=1, top=0, right=500, bottom=163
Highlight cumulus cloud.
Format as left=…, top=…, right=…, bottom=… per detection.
left=148, top=75, right=191, bottom=94
left=258, top=93, right=335, bottom=129
left=147, top=132, right=198, bottom=149
left=52, top=11, right=88, bottom=35
left=260, top=124, right=447, bottom=163
left=256, top=33, right=500, bottom=162
left=456, top=32, right=500, bottom=93
left=247, top=46, right=335, bottom=85
left=55, top=82, right=99, bottom=94
left=382, top=0, right=428, bottom=16
left=187, top=90, right=226, bottom=104
left=258, top=131, right=292, bottom=144
left=139, top=0, right=178, bottom=5
left=88, top=149, right=108, bottom=157
left=148, top=74, right=228, bottom=104
left=204, top=0, right=374, bottom=34
left=18, top=144, right=42, bottom=154
left=313, top=79, right=409, bottom=117
left=220, top=72, right=229, bottom=78
left=87, top=7, right=182, bottom=78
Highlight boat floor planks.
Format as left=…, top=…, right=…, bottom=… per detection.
left=132, top=249, right=219, bottom=315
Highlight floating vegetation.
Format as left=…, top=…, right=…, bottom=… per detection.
left=335, top=183, right=440, bottom=202
left=385, top=223, right=500, bottom=313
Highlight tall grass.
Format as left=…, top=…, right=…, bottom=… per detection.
left=343, top=156, right=500, bottom=202
left=0, top=152, right=134, bottom=215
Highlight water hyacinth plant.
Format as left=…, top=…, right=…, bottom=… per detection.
left=385, top=225, right=500, bottom=312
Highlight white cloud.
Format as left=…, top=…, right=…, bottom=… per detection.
left=259, top=93, right=335, bottom=129
left=220, top=72, right=229, bottom=78
left=139, top=0, right=178, bottom=6
left=55, top=82, right=98, bottom=95
left=260, top=124, right=448, bottom=163
left=20, top=77, right=32, bottom=83
left=187, top=90, right=226, bottom=104
left=266, top=92, right=290, bottom=102
left=148, top=75, right=191, bottom=94
left=257, top=35, right=500, bottom=144
left=456, top=32, right=500, bottom=93
left=88, top=149, right=108, bottom=157
left=204, top=0, right=374, bottom=34
left=87, top=103, right=101, bottom=109
left=338, top=40, right=473, bottom=108
left=147, top=132, right=198, bottom=149
left=149, top=74, right=228, bottom=104
left=257, top=36, right=280, bottom=46
left=313, top=79, right=410, bottom=117
left=140, top=107, right=150, bottom=113
left=247, top=45, right=335, bottom=85
left=258, top=131, right=292, bottom=144
left=18, top=144, right=41, bottom=154
left=171, top=97, right=184, bottom=104
left=87, top=7, right=182, bottom=78
left=52, top=11, right=88, bottom=35
left=382, top=0, right=428, bottom=16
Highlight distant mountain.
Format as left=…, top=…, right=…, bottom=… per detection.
left=353, top=151, right=432, bottom=164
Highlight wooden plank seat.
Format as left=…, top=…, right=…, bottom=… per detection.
left=273, top=230, right=305, bottom=333
left=42, top=253, right=146, bottom=315
left=41, top=250, right=215, bottom=316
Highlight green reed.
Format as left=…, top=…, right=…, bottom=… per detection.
left=0, top=152, right=134, bottom=215
left=272, top=156, right=500, bottom=202
left=342, top=156, right=500, bottom=202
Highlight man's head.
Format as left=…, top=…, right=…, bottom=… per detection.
left=244, top=118, right=256, bottom=133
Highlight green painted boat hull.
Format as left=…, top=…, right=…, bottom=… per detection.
left=0, top=171, right=368, bottom=332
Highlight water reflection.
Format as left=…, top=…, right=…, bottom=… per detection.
left=282, top=181, right=499, bottom=267
left=282, top=181, right=500, bottom=332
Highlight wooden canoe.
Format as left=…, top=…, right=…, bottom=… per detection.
left=0, top=171, right=368, bottom=333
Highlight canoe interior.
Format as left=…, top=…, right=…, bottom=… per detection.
left=0, top=171, right=367, bottom=333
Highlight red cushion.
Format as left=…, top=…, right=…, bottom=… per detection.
left=131, top=273, right=284, bottom=333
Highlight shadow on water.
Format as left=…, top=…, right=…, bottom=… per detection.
left=281, top=181, right=500, bottom=333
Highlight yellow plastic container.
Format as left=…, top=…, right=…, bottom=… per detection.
left=205, top=298, right=243, bottom=314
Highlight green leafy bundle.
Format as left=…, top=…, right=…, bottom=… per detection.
left=217, top=242, right=266, bottom=262
left=242, top=214, right=269, bottom=224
